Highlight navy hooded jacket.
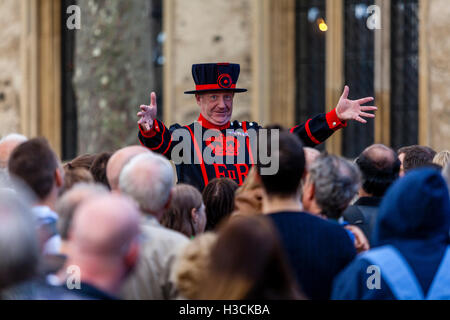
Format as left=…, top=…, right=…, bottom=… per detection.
left=331, top=168, right=450, bottom=300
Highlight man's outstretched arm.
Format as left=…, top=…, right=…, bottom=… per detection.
left=290, top=86, right=377, bottom=147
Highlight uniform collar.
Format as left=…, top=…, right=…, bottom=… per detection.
left=197, top=113, right=231, bottom=130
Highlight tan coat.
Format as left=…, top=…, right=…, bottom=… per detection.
left=121, top=215, right=189, bottom=300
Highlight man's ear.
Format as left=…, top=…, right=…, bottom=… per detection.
left=55, top=167, right=64, bottom=188
left=195, top=94, right=202, bottom=106
left=163, top=189, right=173, bottom=210
left=303, top=177, right=315, bottom=201
left=124, top=240, right=139, bottom=271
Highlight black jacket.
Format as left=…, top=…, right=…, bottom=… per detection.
left=139, top=109, right=346, bottom=190
left=343, top=196, right=382, bottom=244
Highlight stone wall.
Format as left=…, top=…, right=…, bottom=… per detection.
left=425, top=0, right=450, bottom=151
left=0, top=0, right=21, bottom=137
left=168, top=0, right=253, bottom=125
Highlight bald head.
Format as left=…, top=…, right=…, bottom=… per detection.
left=56, top=183, right=110, bottom=240
left=356, top=144, right=400, bottom=197
left=106, top=146, right=149, bottom=191
left=0, top=134, right=28, bottom=168
left=362, top=144, right=397, bottom=168
left=71, top=194, right=140, bottom=258
left=304, top=147, right=321, bottom=171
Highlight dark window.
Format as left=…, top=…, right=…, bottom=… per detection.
left=343, top=0, right=375, bottom=158
left=390, top=0, right=419, bottom=150
left=150, top=0, right=164, bottom=119
left=61, top=0, right=78, bottom=161
left=295, top=0, right=327, bottom=150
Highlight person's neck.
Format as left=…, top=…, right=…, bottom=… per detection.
left=262, top=194, right=303, bottom=214
left=142, top=208, right=165, bottom=222
left=37, top=188, right=58, bottom=211
left=68, top=253, right=123, bottom=296
left=302, top=199, right=322, bottom=216
left=197, top=113, right=230, bottom=130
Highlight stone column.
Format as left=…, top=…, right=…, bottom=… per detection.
left=419, top=0, right=450, bottom=150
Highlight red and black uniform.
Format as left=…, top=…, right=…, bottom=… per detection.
left=138, top=109, right=346, bottom=191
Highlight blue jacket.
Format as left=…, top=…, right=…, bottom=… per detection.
left=331, top=169, right=450, bottom=300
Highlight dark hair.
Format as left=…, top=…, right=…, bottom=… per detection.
left=356, top=145, right=400, bottom=197
left=66, top=154, right=96, bottom=171
left=203, top=178, right=238, bottom=231
left=257, top=131, right=305, bottom=197
left=198, top=216, right=303, bottom=300
left=90, top=152, right=112, bottom=189
left=61, top=166, right=94, bottom=195
left=398, top=145, right=436, bottom=172
left=8, top=138, right=58, bottom=200
left=161, top=184, right=203, bottom=238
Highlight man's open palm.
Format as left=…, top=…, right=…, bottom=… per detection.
left=137, top=92, right=158, bottom=131
left=335, top=86, right=377, bottom=124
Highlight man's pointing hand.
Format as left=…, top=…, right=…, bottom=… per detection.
left=137, top=92, right=158, bottom=131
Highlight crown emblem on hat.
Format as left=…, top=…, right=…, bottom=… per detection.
left=218, top=74, right=233, bottom=89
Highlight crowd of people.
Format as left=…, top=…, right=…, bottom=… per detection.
left=0, top=130, right=449, bottom=300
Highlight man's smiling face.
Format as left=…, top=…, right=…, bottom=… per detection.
left=196, top=91, right=234, bottom=126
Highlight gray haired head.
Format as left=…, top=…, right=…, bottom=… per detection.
left=308, top=154, right=361, bottom=219
left=0, top=133, right=28, bottom=169
left=119, top=152, right=174, bottom=216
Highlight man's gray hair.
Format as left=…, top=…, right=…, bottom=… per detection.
left=119, top=152, right=174, bottom=213
left=0, top=133, right=28, bottom=169
left=56, top=183, right=110, bottom=240
left=0, top=133, right=28, bottom=145
left=0, top=191, right=39, bottom=290
left=308, top=154, right=361, bottom=219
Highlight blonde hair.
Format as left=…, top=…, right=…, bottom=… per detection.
left=172, top=232, right=217, bottom=299
left=433, top=151, right=450, bottom=168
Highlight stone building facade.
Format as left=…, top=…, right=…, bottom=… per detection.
left=0, top=0, right=448, bottom=158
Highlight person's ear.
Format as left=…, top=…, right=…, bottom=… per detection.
left=163, top=189, right=173, bottom=210
left=304, top=178, right=315, bottom=201
left=124, top=240, right=139, bottom=271
left=191, top=208, right=198, bottom=224
left=195, top=94, right=202, bottom=106
left=55, top=167, right=63, bottom=188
